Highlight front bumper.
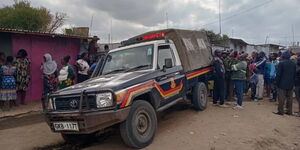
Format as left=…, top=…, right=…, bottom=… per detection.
left=44, top=107, right=130, bottom=134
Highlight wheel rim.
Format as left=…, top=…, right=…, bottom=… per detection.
left=199, top=86, right=207, bottom=106
left=135, top=109, right=151, bottom=137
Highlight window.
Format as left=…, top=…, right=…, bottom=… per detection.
left=101, top=44, right=154, bottom=75
left=157, top=45, right=175, bottom=69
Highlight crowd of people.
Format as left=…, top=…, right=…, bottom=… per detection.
left=0, top=46, right=103, bottom=111
left=212, top=49, right=300, bottom=116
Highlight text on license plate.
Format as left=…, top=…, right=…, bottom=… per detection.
left=53, top=122, right=79, bottom=131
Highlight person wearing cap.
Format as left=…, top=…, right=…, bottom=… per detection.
left=274, top=51, right=296, bottom=116
left=231, top=54, right=248, bottom=109
left=212, top=49, right=227, bottom=107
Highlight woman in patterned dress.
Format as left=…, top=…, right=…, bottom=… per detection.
left=15, top=49, right=30, bottom=105
left=41, top=53, right=58, bottom=97
left=0, top=56, right=17, bottom=110
left=58, top=56, right=75, bottom=89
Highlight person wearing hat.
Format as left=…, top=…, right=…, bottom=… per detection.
left=274, top=51, right=296, bottom=115
left=212, top=49, right=227, bottom=107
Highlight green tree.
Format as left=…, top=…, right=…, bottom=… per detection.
left=205, top=30, right=229, bottom=46
left=0, top=0, right=66, bottom=33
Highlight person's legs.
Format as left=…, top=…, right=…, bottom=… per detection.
left=18, top=91, right=26, bottom=105
left=277, top=88, right=285, bottom=115
left=224, top=78, right=229, bottom=100
left=295, top=86, right=300, bottom=113
left=219, top=78, right=225, bottom=105
left=256, top=74, right=264, bottom=99
left=286, top=90, right=293, bottom=115
left=234, top=80, right=244, bottom=106
left=265, top=78, right=271, bottom=97
left=228, top=80, right=233, bottom=101
left=213, top=79, right=220, bottom=104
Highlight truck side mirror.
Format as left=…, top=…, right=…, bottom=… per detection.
left=163, top=58, right=173, bottom=71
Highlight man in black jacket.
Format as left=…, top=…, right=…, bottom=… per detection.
left=295, top=57, right=300, bottom=116
left=212, top=49, right=226, bottom=107
left=274, top=51, right=296, bottom=115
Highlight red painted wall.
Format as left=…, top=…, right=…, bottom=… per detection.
left=11, top=34, right=80, bottom=102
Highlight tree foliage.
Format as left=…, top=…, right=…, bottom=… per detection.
left=0, top=0, right=66, bottom=33
left=205, top=30, right=229, bottom=46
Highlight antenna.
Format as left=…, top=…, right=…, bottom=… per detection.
left=166, top=12, right=169, bottom=29
left=110, top=19, right=113, bottom=44
left=265, top=35, right=269, bottom=44
left=292, top=24, right=295, bottom=46
left=90, top=14, right=94, bottom=35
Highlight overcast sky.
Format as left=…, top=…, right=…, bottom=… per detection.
left=1, top=0, right=300, bottom=46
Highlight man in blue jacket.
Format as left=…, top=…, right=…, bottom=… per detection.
left=274, top=51, right=296, bottom=115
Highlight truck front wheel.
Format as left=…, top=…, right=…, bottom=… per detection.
left=192, top=82, right=208, bottom=110
left=120, top=100, right=157, bottom=148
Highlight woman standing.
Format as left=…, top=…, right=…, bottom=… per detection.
left=75, top=52, right=90, bottom=83
left=58, top=56, right=75, bottom=89
left=0, top=56, right=17, bottom=110
left=41, top=53, right=58, bottom=97
left=15, top=49, right=30, bottom=105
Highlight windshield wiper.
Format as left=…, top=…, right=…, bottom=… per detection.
left=104, top=68, right=127, bottom=75
left=125, top=64, right=151, bottom=72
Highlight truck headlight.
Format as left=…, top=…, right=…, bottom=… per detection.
left=48, top=98, right=55, bottom=110
left=96, top=92, right=113, bottom=108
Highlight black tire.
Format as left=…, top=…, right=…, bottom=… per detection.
left=192, top=82, right=208, bottom=111
left=120, top=100, right=157, bottom=148
left=61, top=133, right=96, bottom=145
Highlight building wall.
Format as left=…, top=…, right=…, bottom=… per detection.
left=11, top=34, right=80, bottom=102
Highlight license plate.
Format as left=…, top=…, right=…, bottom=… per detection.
left=53, top=122, right=79, bottom=131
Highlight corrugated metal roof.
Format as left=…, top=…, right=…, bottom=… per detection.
left=0, top=28, right=99, bottom=40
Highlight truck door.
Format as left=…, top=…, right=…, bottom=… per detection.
left=155, top=44, right=185, bottom=106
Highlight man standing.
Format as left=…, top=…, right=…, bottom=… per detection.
left=295, top=57, right=300, bottom=116
left=274, top=51, right=296, bottom=115
left=255, top=52, right=267, bottom=100
left=231, top=54, right=248, bottom=109
left=212, top=49, right=226, bottom=107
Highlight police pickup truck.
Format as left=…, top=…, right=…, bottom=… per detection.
left=42, top=29, right=213, bottom=148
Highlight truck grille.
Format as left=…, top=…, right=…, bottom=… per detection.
left=54, top=96, right=97, bottom=111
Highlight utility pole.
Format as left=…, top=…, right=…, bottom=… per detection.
left=292, top=24, right=295, bottom=46
left=89, top=15, right=94, bottom=36
left=219, top=0, right=222, bottom=35
left=110, top=19, right=113, bottom=45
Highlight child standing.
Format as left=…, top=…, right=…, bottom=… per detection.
left=0, top=56, right=17, bottom=110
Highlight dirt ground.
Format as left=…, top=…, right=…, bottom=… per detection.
left=0, top=98, right=299, bottom=150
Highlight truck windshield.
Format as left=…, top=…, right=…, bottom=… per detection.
left=102, top=44, right=154, bottom=75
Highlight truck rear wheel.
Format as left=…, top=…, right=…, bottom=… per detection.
left=120, top=100, right=157, bottom=148
left=192, top=82, right=208, bottom=110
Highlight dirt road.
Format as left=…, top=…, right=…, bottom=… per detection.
left=0, top=99, right=299, bottom=150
